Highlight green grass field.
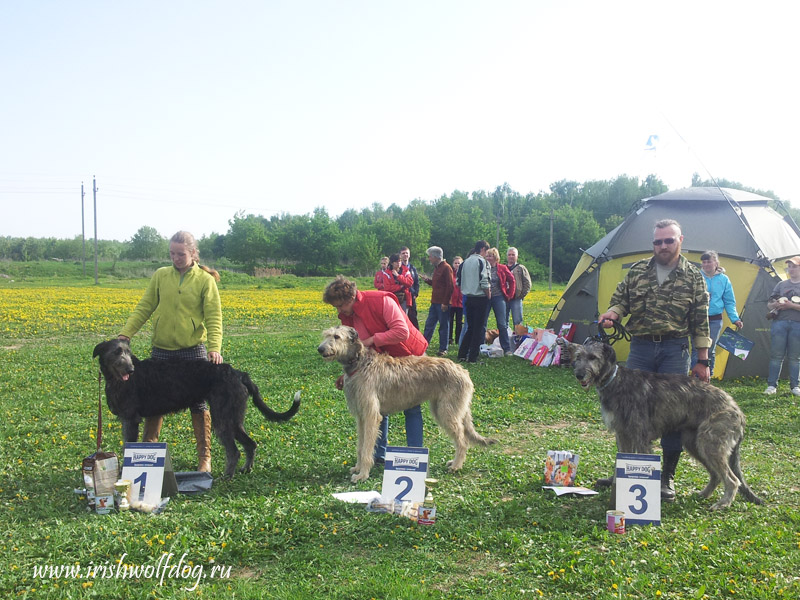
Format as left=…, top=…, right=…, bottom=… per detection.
left=1, top=272, right=799, bottom=599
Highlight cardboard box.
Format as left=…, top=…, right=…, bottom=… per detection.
left=514, top=324, right=531, bottom=336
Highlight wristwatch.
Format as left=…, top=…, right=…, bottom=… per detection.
left=697, top=359, right=710, bottom=367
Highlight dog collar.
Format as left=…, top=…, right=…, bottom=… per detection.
left=597, top=365, right=618, bottom=391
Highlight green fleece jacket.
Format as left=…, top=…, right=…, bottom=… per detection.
left=120, top=263, right=222, bottom=353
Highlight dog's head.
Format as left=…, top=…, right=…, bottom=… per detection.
left=93, top=339, right=135, bottom=382
left=317, top=325, right=362, bottom=362
left=564, top=339, right=617, bottom=391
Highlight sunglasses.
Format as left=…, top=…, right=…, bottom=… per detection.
left=652, top=238, right=677, bottom=246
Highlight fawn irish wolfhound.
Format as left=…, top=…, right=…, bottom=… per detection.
left=93, top=339, right=300, bottom=479
left=558, top=339, right=763, bottom=510
left=318, top=325, right=496, bottom=483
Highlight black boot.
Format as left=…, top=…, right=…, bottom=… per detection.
left=661, top=451, right=680, bottom=502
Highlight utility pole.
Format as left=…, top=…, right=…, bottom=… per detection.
left=548, top=208, right=554, bottom=290
left=93, top=176, right=99, bottom=285
left=495, top=193, right=505, bottom=249
left=81, top=182, right=86, bottom=277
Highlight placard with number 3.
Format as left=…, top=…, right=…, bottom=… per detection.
left=615, top=453, right=661, bottom=526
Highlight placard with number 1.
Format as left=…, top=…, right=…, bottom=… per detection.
left=120, top=442, right=178, bottom=507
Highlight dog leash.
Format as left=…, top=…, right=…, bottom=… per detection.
left=588, top=320, right=631, bottom=346
left=97, top=371, right=103, bottom=453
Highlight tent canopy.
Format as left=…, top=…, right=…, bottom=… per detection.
left=548, top=187, right=800, bottom=379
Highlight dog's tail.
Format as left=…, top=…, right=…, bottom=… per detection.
left=463, top=413, right=498, bottom=447
left=241, top=373, right=301, bottom=422
left=729, top=443, right=764, bottom=505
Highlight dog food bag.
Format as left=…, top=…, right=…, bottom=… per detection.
left=544, top=450, right=579, bottom=486
left=558, top=322, right=576, bottom=342
left=82, top=451, right=119, bottom=501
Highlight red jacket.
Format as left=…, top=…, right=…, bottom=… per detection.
left=373, top=270, right=384, bottom=290
left=379, top=269, right=414, bottom=306
left=450, top=274, right=463, bottom=308
left=495, top=264, right=516, bottom=301
left=428, top=260, right=455, bottom=304
left=338, top=290, right=428, bottom=357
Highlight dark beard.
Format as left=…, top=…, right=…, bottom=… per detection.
left=654, top=248, right=679, bottom=266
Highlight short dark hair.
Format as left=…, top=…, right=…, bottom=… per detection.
left=700, top=250, right=719, bottom=262
left=473, top=240, right=490, bottom=253
left=323, top=275, right=357, bottom=305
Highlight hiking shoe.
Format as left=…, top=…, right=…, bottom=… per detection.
left=504, top=350, right=514, bottom=356
left=437, top=350, right=448, bottom=357
left=764, top=386, right=777, bottom=395
left=792, top=387, right=800, bottom=397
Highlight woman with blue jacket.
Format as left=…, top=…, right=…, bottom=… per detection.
left=691, top=250, right=743, bottom=375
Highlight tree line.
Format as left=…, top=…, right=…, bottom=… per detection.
left=3, top=174, right=789, bottom=282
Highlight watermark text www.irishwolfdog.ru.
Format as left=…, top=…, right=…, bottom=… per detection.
left=32, top=552, right=231, bottom=591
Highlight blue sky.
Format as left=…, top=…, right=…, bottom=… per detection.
left=2, top=1, right=797, bottom=242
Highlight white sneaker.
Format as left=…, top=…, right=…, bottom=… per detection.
left=792, top=387, right=800, bottom=397
left=764, top=386, right=777, bottom=395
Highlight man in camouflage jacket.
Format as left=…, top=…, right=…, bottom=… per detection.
left=598, top=218, right=711, bottom=502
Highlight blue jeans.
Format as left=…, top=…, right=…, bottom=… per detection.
left=485, top=295, right=511, bottom=352
left=423, top=303, right=449, bottom=353
left=690, top=318, right=723, bottom=375
left=626, top=336, right=690, bottom=455
left=373, top=407, right=424, bottom=460
left=507, top=298, right=523, bottom=327
left=767, top=319, right=800, bottom=388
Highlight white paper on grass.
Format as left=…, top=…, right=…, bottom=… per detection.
left=331, top=491, right=381, bottom=504
left=542, top=486, right=598, bottom=496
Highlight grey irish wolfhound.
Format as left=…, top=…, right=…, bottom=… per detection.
left=93, top=339, right=301, bottom=479
left=318, top=325, right=496, bottom=483
left=559, top=339, right=763, bottom=510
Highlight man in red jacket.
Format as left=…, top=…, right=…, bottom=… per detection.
left=323, top=276, right=428, bottom=463
left=421, top=246, right=454, bottom=356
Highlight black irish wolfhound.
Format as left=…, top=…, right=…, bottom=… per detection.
left=93, top=339, right=300, bottom=479
left=559, top=339, right=762, bottom=510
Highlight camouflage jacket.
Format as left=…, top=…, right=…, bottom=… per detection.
left=608, top=254, right=711, bottom=348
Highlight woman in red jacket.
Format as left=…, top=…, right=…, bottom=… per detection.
left=485, top=247, right=516, bottom=355
left=373, top=256, right=389, bottom=290
left=323, top=276, right=428, bottom=463
left=378, top=253, right=414, bottom=313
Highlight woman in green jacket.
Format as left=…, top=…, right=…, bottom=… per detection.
left=118, top=231, right=222, bottom=473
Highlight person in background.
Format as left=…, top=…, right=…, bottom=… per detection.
left=118, top=230, right=222, bottom=473
left=506, top=247, right=532, bottom=327
left=373, top=256, right=389, bottom=290
left=690, top=250, right=743, bottom=376
left=598, top=219, right=710, bottom=502
left=421, top=246, right=454, bottom=356
left=449, top=255, right=464, bottom=345
left=764, top=256, right=800, bottom=396
left=379, top=253, right=413, bottom=312
left=457, top=241, right=491, bottom=363
left=399, top=246, right=421, bottom=329
left=485, top=247, right=516, bottom=355
left=322, top=275, right=427, bottom=463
